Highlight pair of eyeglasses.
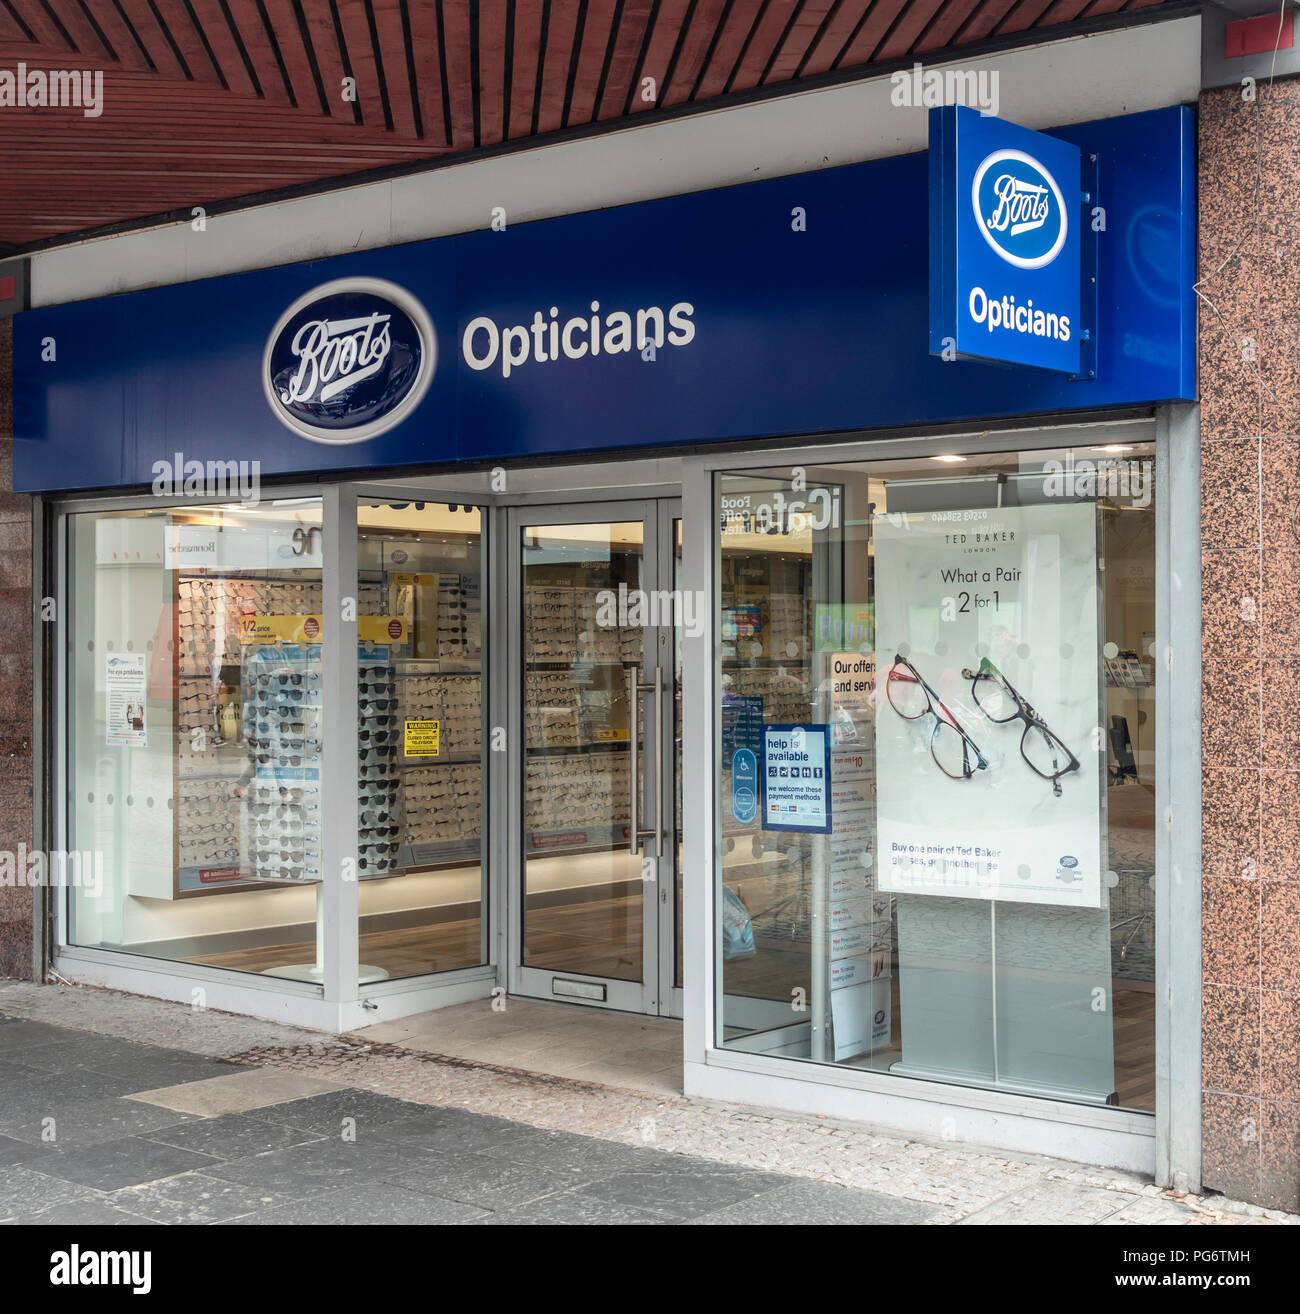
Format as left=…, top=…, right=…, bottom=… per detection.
left=250, top=785, right=313, bottom=802
left=256, top=688, right=309, bottom=703
left=961, top=658, right=1081, bottom=796
left=886, top=653, right=988, bottom=780
left=359, top=699, right=395, bottom=714
left=359, top=729, right=393, bottom=744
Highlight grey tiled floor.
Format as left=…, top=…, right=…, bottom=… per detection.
left=0, top=1012, right=939, bottom=1225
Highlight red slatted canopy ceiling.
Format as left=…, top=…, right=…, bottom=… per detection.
left=1, top=0, right=1177, bottom=252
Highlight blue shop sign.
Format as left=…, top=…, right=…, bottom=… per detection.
left=12, top=106, right=1194, bottom=493
left=264, top=278, right=435, bottom=443
left=929, top=105, right=1086, bottom=375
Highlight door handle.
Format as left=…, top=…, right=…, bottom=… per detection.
left=628, top=665, right=661, bottom=857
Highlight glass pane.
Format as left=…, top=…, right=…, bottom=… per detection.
left=68, top=501, right=326, bottom=977
left=521, top=522, right=644, bottom=981
left=713, top=437, right=1158, bottom=1113
left=354, top=501, right=487, bottom=981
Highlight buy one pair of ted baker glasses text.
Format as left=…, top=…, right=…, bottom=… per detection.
left=885, top=653, right=1081, bottom=796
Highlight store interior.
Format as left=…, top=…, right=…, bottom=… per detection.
left=715, top=432, right=1157, bottom=1112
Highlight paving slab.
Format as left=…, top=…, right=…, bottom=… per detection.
left=473, top=1190, right=670, bottom=1225
left=126, top=1068, right=343, bottom=1116
left=0, top=1096, right=196, bottom=1151
left=143, top=1111, right=324, bottom=1161
left=109, top=1172, right=295, bottom=1225
left=247, top=1087, right=420, bottom=1137
left=689, top=1177, right=951, bottom=1225
left=372, top=1107, right=542, bottom=1155
left=26, top=1135, right=221, bottom=1192
left=200, top=1136, right=414, bottom=1193
left=957, top=1178, right=1130, bottom=1225
left=577, top=1159, right=803, bottom=1222
left=226, top=1182, right=487, bottom=1226
left=383, top=1149, right=605, bottom=1210
left=4, top=1199, right=161, bottom=1226
left=0, top=1164, right=106, bottom=1218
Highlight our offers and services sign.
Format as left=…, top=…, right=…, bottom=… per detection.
left=929, top=105, right=1085, bottom=375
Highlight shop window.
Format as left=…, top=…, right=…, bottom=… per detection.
left=713, top=435, right=1157, bottom=1112
left=67, top=502, right=328, bottom=975
left=354, top=501, right=487, bottom=980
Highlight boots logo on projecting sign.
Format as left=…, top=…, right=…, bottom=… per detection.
left=972, top=150, right=1067, bottom=269
left=263, top=278, right=436, bottom=443
left=931, top=105, right=1086, bottom=375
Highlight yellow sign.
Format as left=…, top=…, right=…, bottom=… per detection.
left=404, top=720, right=441, bottom=757
left=594, top=728, right=629, bottom=742
left=239, top=614, right=324, bottom=644
left=358, top=615, right=408, bottom=644
left=240, top=615, right=408, bottom=645
left=393, top=573, right=436, bottom=587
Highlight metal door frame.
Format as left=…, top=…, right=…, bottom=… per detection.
left=506, top=498, right=681, bottom=1016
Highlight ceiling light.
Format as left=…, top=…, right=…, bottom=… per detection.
left=930, top=454, right=966, bottom=463
left=1090, top=445, right=1133, bottom=453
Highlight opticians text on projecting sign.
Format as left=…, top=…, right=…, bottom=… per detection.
left=929, top=105, right=1086, bottom=375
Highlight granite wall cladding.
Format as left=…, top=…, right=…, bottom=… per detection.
left=1200, top=81, right=1300, bottom=1213
left=0, top=318, right=33, bottom=980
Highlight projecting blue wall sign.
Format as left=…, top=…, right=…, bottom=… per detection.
left=12, top=106, right=1194, bottom=493
left=929, top=105, right=1090, bottom=375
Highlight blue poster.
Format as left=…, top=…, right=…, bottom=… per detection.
left=761, top=724, right=832, bottom=835
left=722, top=695, right=763, bottom=760
left=731, top=749, right=758, bottom=825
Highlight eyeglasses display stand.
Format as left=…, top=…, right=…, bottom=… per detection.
left=241, top=644, right=389, bottom=984
left=357, top=648, right=402, bottom=880
left=174, top=572, right=324, bottom=895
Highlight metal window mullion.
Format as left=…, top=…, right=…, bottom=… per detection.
left=1156, top=402, right=1202, bottom=1191
left=680, top=458, right=715, bottom=1060
left=321, top=485, right=360, bottom=1006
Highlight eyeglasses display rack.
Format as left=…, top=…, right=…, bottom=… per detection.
left=357, top=554, right=485, bottom=872
left=358, top=649, right=402, bottom=877
left=522, top=579, right=642, bottom=858
left=239, top=644, right=323, bottom=885
left=173, top=571, right=323, bottom=896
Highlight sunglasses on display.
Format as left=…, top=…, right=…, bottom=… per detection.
left=885, top=653, right=988, bottom=781
left=961, top=658, right=1081, bottom=797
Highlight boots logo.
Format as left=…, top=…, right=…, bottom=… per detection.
left=263, top=278, right=435, bottom=444
left=971, top=149, right=1067, bottom=270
